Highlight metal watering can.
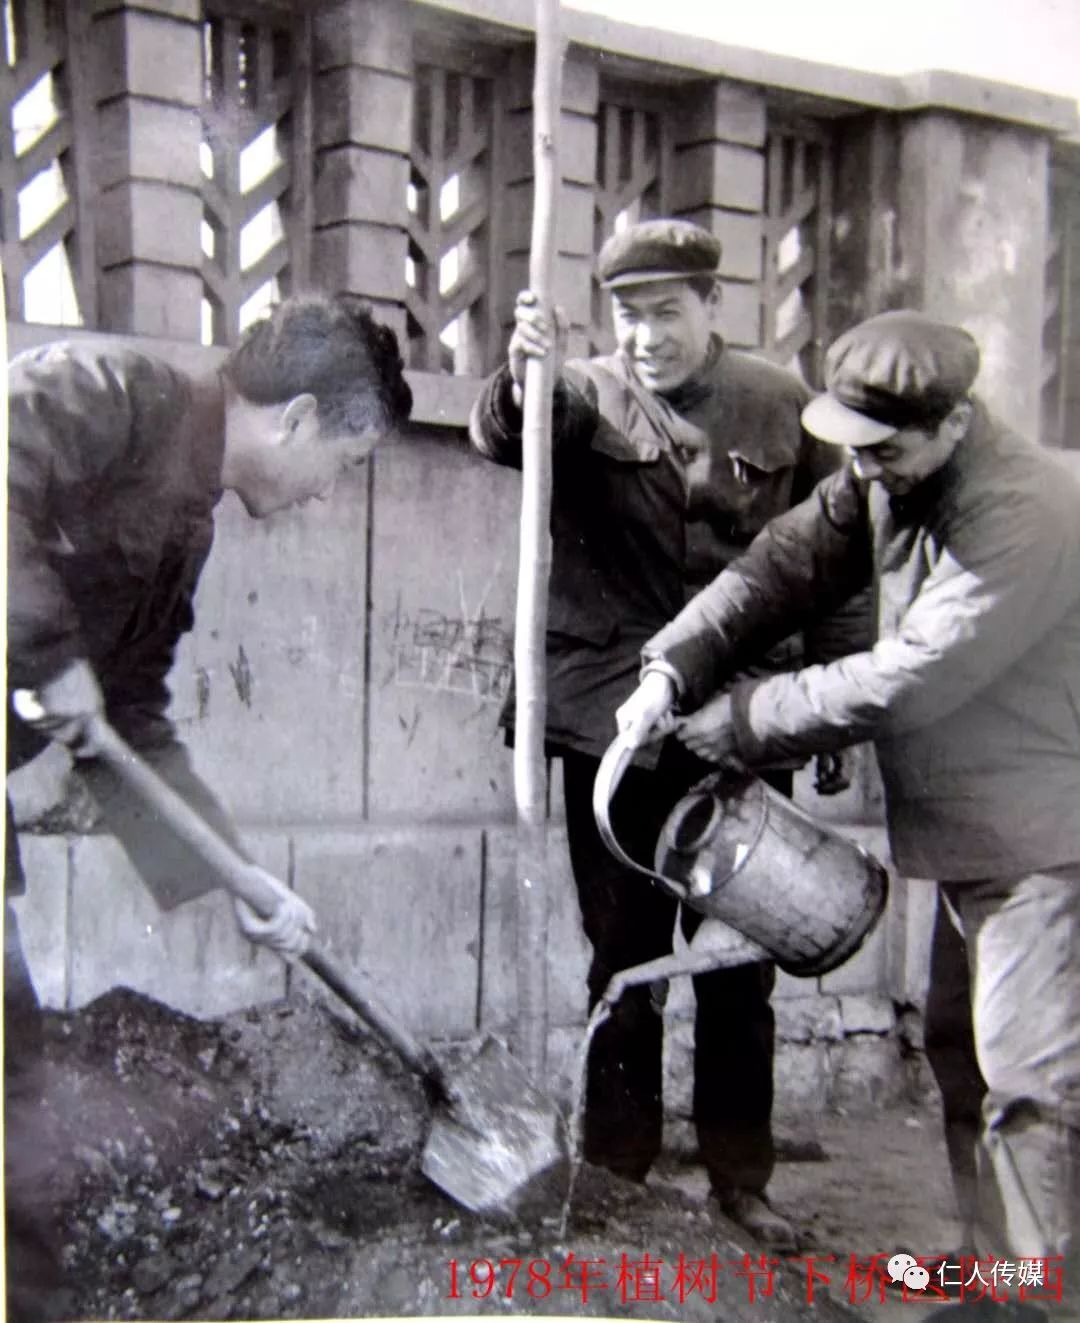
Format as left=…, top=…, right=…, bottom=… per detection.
left=591, top=734, right=889, bottom=1004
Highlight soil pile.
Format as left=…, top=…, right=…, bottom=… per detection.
left=24, top=986, right=868, bottom=1321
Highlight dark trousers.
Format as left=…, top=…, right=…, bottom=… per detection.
left=562, top=743, right=783, bottom=1192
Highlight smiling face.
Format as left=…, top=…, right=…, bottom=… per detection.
left=611, top=278, right=719, bottom=394
left=223, top=393, right=382, bottom=518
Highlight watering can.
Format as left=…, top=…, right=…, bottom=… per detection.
left=591, top=734, right=888, bottom=1005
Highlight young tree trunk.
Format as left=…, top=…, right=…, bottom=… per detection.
left=514, top=0, right=563, bottom=1079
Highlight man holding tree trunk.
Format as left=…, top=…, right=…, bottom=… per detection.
left=469, top=218, right=865, bottom=1250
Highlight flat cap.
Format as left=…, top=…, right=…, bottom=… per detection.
left=802, top=310, right=981, bottom=447
left=597, top=219, right=722, bottom=290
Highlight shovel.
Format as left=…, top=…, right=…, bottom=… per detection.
left=11, top=697, right=566, bottom=1214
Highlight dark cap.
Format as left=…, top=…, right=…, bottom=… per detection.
left=597, top=219, right=722, bottom=290
left=802, top=310, right=981, bottom=447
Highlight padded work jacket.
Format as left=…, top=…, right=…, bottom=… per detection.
left=7, top=339, right=226, bottom=749
left=646, top=401, right=1080, bottom=879
left=470, top=338, right=856, bottom=760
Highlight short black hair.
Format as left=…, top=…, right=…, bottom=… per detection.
left=686, top=274, right=719, bottom=301
left=223, top=293, right=413, bottom=435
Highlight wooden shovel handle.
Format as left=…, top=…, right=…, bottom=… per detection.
left=82, top=716, right=450, bottom=1095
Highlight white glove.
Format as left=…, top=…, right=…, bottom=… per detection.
left=233, top=867, right=317, bottom=958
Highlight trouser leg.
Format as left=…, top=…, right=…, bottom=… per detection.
left=924, top=887, right=986, bottom=1246
left=562, top=748, right=685, bottom=1181
left=943, top=868, right=1080, bottom=1267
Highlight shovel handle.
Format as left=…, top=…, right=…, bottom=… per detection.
left=71, top=714, right=449, bottom=1094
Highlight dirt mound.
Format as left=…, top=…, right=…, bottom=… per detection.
left=23, top=986, right=867, bottom=1321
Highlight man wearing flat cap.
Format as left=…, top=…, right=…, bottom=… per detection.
left=619, top=309, right=1080, bottom=1274
left=470, top=218, right=865, bottom=1248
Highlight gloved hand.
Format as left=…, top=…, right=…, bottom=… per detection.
left=233, top=867, right=317, bottom=958
left=615, top=670, right=677, bottom=748
left=508, top=290, right=569, bottom=407
left=12, top=658, right=105, bottom=757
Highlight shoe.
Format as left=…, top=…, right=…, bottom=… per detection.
left=713, top=1188, right=798, bottom=1254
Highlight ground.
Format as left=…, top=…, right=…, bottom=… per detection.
left=9, top=984, right=1053, bottom=1322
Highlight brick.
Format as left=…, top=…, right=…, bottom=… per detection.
left=293, top=827, right=482, bottom=1039
left=676, top=208, right=763, bottom=282
left=315, top=145, right=409, bottom=226
left=312, top=221, right=408, bottom=301
left=93, top=8, right=201, bottom=106
left=315, top=67, right=413, bottom=154
left=673, top=80, right=768, bottom=150
left=839, top=992, right=896, bottom=1035
left=314, top=0, right=413, bottom=77
left=717, top=278, right=760, bottom=348
left=11, top=835, right=69, bottom=1010
left=98, top=264, right=202, bottom=339
left=98, top=180, right=202, bottom=269
left=480, top=825, right=590, bottom=1033
left=97, top=99, right=202, bottom=191
left=68, top=833, right=287, bottom=1016
left=671, top=141, right=766, bottom=214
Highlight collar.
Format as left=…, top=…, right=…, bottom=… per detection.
left=657, top=334, right=725, bottom=410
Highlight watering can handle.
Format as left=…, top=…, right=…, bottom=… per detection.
left=592, top=733, right=691, bottom=902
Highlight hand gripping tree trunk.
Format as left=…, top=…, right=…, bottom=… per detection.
left=514, top=0, right=564, bottom=1079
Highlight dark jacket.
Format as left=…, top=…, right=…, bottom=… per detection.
left=7, top=339, right=226, bottom=747
left=645, top=402, right=1080, bottom=879
left=470, top=338, right=855, bottom=759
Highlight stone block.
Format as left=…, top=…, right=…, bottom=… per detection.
left=718, top=279, right=760, bottom=348
left=827, top=1035, right=907, bottom=1109
left=364, top=432, right=519, bottom=819
left=168, top=478, right=370, bottom=825
left=506, top=181, right=593, bottom=259
left=98, top=264, right=202, bottom=339
left=97, top=98, right=202, bottom=191
left=93, top=8, right=201, bottom=107
left=97, top=180, right=202, bottom=269
left=315, top=67, right=412, bottom=155
left=772, top=966, right=812, bottom=998
left=819, top=892, right=891, bottom=995
left=315, top=144, right=410, bottom=226
left=503, top=47, right=599, bottom=118
left=775, top=1040, right=830, bottom=1112
left=671, top=141, right=766, bottom=214
left=479, top=825, right=589, bottom=1033
left=504, top=112, right=597, bottom=189
left=673, top=80, right=768, bottom=150
left=314, top=0, right=413, bottom=77
left=839, top=992, right=896, bottom=1035
left=10, top=835, right=69, bottom=1010
left=292, top=826, right=483, bottom=1039
left=775, top=994, right=842, bottom=1044
left=312, top=221, right=408, bottom=301
left=67, top=833, right=287, bottom=1016
left=676, top=207, right=763, bottom=282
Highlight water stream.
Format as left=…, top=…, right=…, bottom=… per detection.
left=557, top=998, right=613, bottom=1238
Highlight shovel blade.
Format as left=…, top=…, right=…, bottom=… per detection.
left=421, top=1036, right=565, bottom=1214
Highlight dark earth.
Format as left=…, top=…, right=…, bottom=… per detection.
left=23, top=983, right=959, bottom=1322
